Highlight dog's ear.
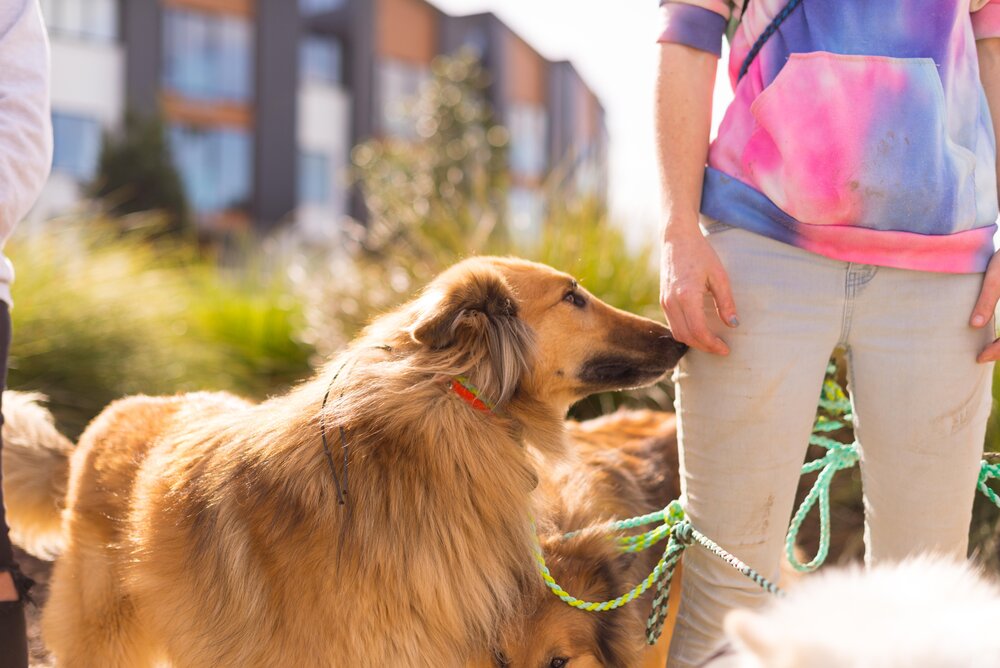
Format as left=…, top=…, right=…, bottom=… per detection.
left=408, top=265, right=533, bottom=405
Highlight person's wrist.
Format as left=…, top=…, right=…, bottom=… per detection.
left=661, top=218, right=704, bottom=243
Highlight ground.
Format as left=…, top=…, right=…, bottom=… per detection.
left=15, top=546, right=53, bottom=668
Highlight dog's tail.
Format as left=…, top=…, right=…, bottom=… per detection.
left=1, top=391, right=73, bottom=560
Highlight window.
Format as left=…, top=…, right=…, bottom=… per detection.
left=52, top=113, right=102, bottom=182
left=458, top=26, right=488, bottom=58
left=378, top=59, right=430, bottom=139
left=299, top=0, right=346, bottom=15
left=169, top=125, right=251, bottom=215
left=40, top=0, right=118, bottom=41
left=300, top=36, right=343, bottom=86
left=508, top=104, right=548, bottom=178
left=163, top=9, right=253, bottom=103
left=298, top=152, right=330, bottom=206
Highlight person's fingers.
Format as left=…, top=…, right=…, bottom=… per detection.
left=971, top=260, right=1000, bottom=327
left=679, top=294, right=729, bottom=355
left=708, top=269, right=739, bottom=328
left=662, top=299, right=693, bottom=347
left=977, top=338, right=1000, bottom=364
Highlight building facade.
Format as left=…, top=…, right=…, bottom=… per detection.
left=37, top=0, right=608, bottom=240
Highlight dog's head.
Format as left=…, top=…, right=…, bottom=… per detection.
left=490, top=533, right=645, bottom=668
left=404, top=256, right=686, bottom=413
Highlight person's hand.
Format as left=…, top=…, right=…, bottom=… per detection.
left=972, top=249, right=1000, bottom=363
left=659, top=226, right=739, bottom=355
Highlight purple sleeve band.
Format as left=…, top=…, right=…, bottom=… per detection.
left=656, top=3, right=727, bottom=57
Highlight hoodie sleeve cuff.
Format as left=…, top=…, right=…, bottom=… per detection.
left=656, top=2, right=728, bottom=57
left=973, top=2, right=1000, bottom=40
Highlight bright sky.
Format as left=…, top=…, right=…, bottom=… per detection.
left=428, top=0, right=735, bottom=243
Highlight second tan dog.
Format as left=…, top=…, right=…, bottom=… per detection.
left=489, top=410, right=680, bottom=668
left=3, top=256, right=686, bottom=667
left=492, top=410, right=808, bottom=668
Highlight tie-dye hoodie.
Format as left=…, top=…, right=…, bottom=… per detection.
left=658, top=0, right=1000, bottom=272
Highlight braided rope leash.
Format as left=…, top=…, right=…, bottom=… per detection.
left=784, top=374, right=856, bottom=572
left=645, top=520, right=785, bottom=645
left=534, top=500, right=783, bottom=646
left=978, top=461, right=1000, bottom=509
left=534, top=501, right=686, bottom=614
left=784, top=438, right=859, bottom=573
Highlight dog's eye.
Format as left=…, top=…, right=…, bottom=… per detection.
left=563, top=291, right=586, bottom=308
left=549, top=658, right=569, bottom=668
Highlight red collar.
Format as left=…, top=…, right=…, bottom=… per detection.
left=450, top=375, right=495, bottom=412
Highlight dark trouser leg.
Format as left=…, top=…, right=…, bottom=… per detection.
left=0, top=303, right=29, bottom=668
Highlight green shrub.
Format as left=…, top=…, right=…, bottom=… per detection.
left=6, top=220, right=312, bottom=438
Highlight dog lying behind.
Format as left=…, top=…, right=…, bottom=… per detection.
left=491, top=410, right=808, bottom=668
left=487, top=410, right=681, bottom=668
left=718, top=557, right=1000, bottom=668
left=3, top=256, right=686, bottom=667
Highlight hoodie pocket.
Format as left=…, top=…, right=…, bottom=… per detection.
left=741, top=52, right=976, bottom=233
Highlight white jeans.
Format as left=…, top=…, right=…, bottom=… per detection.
left=668, top=224, right=994, bottom=667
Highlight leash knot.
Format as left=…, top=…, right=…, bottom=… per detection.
left=672, top=521, right=694, bottom=546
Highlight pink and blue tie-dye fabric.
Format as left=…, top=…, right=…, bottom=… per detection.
left=658, top=0, right=1000, bottom=273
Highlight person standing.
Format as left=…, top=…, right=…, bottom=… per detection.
left=0, top=0, right=51, bottom=665
left=656, top=0, right=1000, bottom=664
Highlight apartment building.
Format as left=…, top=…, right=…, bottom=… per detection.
left=37, top=0, right=608, bottom=240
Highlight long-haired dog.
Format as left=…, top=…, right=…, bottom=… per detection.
left=720, top=556, right=1000, bottom=667
left=2, top=256, right=686, bottom=667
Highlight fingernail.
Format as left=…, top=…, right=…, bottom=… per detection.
left=973, top=315, right=986, bottom=327
left=728, top=316, right=740, bottom=327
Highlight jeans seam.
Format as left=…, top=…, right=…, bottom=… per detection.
left=838, top=264, right=856, bottom=347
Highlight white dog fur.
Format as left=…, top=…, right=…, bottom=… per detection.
left=720, top=556, right=1000, bottom=668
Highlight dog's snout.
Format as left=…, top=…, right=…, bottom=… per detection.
left=659, top=334, right=689, bottom=368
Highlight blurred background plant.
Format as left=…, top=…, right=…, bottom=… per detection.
left=7, top=217, right=312, bottom=439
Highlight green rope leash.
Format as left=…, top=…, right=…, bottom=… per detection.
left=783, top=372, right=856, bottom=572
left=533, top=500, right=784, bottom=645
left=644, top=520, right=785, bottom=645
left=978, top=461, right=1000, bottom=508
left=534, top=500, right=686, bottom=614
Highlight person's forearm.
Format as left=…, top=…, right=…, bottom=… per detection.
left=655, top=42, right=718, bottom=241
left=0, top=0, right=51, bottom=232
left=979, top=38, right=1000, bottom=197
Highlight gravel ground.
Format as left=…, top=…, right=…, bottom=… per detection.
left=14, top=547, right=54, bottom=668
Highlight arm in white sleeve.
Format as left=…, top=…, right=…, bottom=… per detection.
left=0, top=0, right=51, bottom=235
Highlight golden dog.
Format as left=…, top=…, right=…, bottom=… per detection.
left=3, top=256, right=686, bottom=667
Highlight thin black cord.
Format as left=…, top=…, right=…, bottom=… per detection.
left=320, top=362, right=349, bottom=505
